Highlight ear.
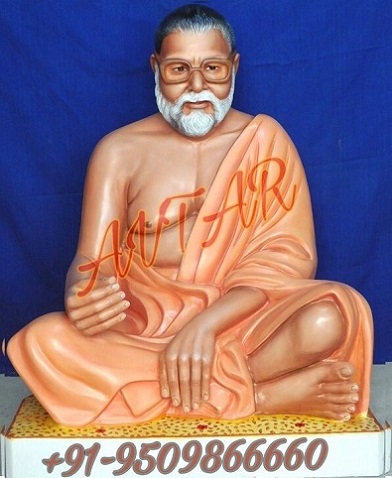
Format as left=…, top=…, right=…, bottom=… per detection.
left=150, top=54, right=158, bottom=73
left=233, top=53, right=240, bottom=74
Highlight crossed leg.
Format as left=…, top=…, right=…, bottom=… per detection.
left=247, top=300, right=359, bottom=421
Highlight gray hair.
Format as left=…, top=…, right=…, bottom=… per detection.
left=154, top=4, right=236, bottom=53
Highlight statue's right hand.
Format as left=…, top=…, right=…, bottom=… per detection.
left=65, top=276, right=130, bottom=336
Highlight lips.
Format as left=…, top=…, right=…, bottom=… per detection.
left=185, top=101, right=210, bottom=109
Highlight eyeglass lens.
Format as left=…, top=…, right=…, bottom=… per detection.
left=161, top=59, right=231, bottom=83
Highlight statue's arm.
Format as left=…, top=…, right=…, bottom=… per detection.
left=64, top=137, right=131, bottom=336
left=160, top=285, right=267, bottom=413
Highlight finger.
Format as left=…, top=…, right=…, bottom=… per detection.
left=201, top=356, right=212, bottom=402
left=66, top=276, right=115, bottom=297
left=88, top=279, right=121, bottom=303
left=82, top=311, right=127, bottom=336
left=179, top=354, right=191, bottom=413
left=66, top=280, right=120, bottom=312
left=73, top=297, right=130, bottom=331
left=159, top=355, right=170, bottom=399
left=68, top=289, right=127, bottom=324
left=166, top=353, right=181, bottom=407
left=89, top=289, right=127, bottom=316
left=191, top=354, right=202, bottom=410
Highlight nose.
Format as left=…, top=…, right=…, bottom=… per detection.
left=188, top=69, right=206, bottom=93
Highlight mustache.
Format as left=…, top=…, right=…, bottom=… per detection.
left=174, top=91, right=221, bottom=111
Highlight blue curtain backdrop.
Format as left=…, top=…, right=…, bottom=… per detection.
left=1, top=0, right=391, bottom=374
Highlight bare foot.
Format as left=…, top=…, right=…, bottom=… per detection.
left=255, top=362, right=359, bottom=421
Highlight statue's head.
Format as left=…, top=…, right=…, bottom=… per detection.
left=151, top=4, right=239, bottom=137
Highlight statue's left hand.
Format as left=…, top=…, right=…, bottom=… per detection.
left=65, top=276, right=130, bottom=336
left=159, top=321, right=215, bottom=413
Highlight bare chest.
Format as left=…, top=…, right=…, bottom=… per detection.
left=127, top=138, right=235, bottom=231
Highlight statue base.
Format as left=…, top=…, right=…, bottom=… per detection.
left=1, top=395, right=390, bottom=478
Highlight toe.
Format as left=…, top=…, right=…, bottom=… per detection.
left=340, top=365, right=354, bottom=378
left=319, top=381, right=359, bottom=395
left=323, top=409, right=352, bottom=421
left=326, top=361, right=355, bottom=382
left=337, top=363, right=354, bottom=379
left=320, top=392, right=359, bottom=405
left=330, top=403, right=356, bottom=420
left=334, top=403, right=357, bottom=414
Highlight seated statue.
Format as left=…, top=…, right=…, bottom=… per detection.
left=7, top=4, right=373, bottom=426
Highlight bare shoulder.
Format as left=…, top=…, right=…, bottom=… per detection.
left=87, top=114, right=167, bottom=175
left=95, top=115, right=162, bottom=152
left=110, top=114, right=171, bottom=136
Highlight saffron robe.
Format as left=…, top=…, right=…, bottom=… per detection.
left=8, top=115, right=373, bottom=426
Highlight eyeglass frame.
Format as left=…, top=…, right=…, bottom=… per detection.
left=153, top=53, right=236, bottom=85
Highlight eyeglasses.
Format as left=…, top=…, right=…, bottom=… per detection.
left=156, top=56, right=234, bottom=84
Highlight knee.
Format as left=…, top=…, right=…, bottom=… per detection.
left=293, top=301, right=345, bottom=356
left=8, top=312, right=69, bottom=358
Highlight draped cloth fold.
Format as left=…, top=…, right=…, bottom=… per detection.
left=8, top=115, right=373, bottom=426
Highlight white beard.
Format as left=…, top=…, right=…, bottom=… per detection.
left=154, top=69, right=235, bottom=137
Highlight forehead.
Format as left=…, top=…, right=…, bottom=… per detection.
left=159, top=29, right=230, bottom=60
